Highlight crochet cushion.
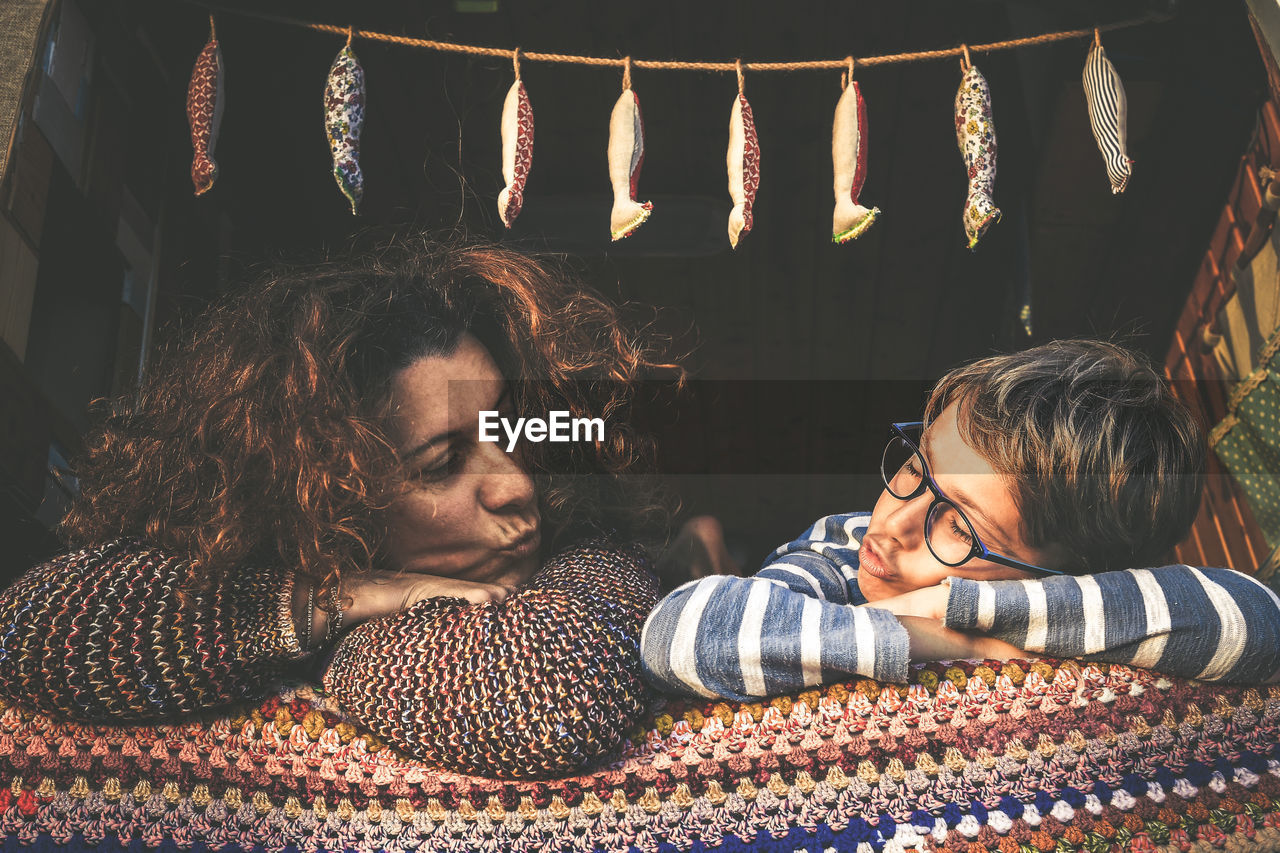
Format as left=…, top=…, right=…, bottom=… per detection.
left=0, top=659, right=1277, bottom=852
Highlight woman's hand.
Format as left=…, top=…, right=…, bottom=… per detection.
left=303, top=570, right=517, bottom=650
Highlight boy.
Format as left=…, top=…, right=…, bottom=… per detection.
left=642, top=340, right=1280, bottom=701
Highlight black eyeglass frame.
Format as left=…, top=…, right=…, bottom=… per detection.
left=882, top=421, right=1067, bottom=577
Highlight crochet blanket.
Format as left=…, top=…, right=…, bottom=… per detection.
left=1, top=658, right=1278, bottom=853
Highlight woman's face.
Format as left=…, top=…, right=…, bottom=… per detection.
left=382, top=333, right=541, bottom=587
left=856, top=402, right=1065, bottom=601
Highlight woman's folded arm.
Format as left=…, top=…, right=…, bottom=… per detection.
left=322, top=540, right=659, bottom=779
left=0, top=539, right=306, bottom=722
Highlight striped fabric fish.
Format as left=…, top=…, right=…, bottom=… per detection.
left=727, top=92, right=760, bottom=248
left=1083, top=42, right=1133, bottom=194
left=186, top=20, right=223, bottom=196
left=324, top=43, right=366, bottom=215
left=831, top=79, right=880, bottom=243
left=608, top=87, right=652, bottom=240
left=498, top=78, right=534, bottom=227
left=955, top=64, right=1000, bottom=249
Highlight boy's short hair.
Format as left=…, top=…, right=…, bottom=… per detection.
left=923, top=339, right=1205, bottom=574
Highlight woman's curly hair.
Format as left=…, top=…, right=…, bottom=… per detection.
left=60, top=234, right=682, bottom=597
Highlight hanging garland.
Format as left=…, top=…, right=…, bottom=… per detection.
left=184, top=8, right=1162, bottom=249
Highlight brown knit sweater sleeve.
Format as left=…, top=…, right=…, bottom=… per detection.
left=0, top=539, right=306, bottom=723
left=322, top=540, right=659, bottom=779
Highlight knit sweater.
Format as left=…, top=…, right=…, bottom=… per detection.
left=0, top=538, right=659, bottom=778
left=641, top=512, right=1280, bottom=701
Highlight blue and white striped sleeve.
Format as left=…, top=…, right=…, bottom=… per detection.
left=641, top=513, right=911, bottom=701
left=945, top=566, right=1280, bottom=684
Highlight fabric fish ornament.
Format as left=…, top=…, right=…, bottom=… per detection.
left=831, top=76, right=879, bottom=243
left=498, top=71, right=534, bottom=228
left=727, top=84, right=760, bottom=248
left=954, top=62, right=1000, bottom=249
left=186, top=17, right=224, bottom=196
left=607, top=73, right=652, bottom=241
left=1083, top=40, right=1132, bottom=194
left=324, top=38, right=366, bottom=215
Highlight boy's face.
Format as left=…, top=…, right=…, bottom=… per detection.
left=857, top=403, right=1065, bottom=601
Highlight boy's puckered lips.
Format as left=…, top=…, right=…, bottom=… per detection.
left=859, top=536, right=894, bottom=581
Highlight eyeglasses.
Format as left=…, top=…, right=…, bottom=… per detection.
left=880, top=422, right=1066, bottom=577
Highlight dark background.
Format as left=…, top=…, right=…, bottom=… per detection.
left=4, top=0, right=1266, bottom=571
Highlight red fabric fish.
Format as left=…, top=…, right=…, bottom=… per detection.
left=727, top=92, right=760, bottom=249
left=498, top=78, right=534, bottom=228
left=186, top=18, right=224, bottom=196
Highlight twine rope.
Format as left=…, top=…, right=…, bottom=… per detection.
left=183, top=4, right=1168, bottom=75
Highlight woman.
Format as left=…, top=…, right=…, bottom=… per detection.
left=0, top=234, right=677, bottom=779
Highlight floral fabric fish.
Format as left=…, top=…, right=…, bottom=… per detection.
left=955, top=64, right=1000, bottom=249
left=324, top=43, right=365, bottom=215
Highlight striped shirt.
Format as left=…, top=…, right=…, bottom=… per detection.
left=641, top=512, right=1280, bottom=700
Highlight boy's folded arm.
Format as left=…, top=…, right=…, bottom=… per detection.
left=944, top=565, right=1280, bottom=683
left=640, top=574, right=910, bottom=702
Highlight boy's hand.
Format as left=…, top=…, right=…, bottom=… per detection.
left=898, top=616, right=1026, bottom=662
left=863, top=583, right=950, bottom=621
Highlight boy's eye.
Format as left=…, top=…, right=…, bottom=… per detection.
left=949, top=517, right=973, bottom=544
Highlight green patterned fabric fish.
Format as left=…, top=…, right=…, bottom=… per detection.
left=324, top=43, right=365, bottom=215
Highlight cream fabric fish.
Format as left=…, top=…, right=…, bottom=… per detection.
left=608, top=87, right=652, bottom=240
left=831, top=79, right=879, bottom=243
